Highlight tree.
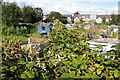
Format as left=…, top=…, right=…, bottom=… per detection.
left=110, top=14, right=118, bottom=25
left=102, top=17, right=106, bottom=23
left=21, top=6, right=43, bottom=23
left=34, top=7, right=43, bottom=22
left=2, top=2, right=22, bottom=26
left=117, top=14, right=120, bottom=25
left=74, top=12, right=79, bottom=15
left=46, top=11, right=67, bottom=24
left=22, top=6, right=35, bottom=23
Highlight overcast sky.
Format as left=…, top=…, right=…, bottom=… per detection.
left=3, top=0, right=120, bottom=15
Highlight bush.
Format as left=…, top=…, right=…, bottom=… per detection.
left=2, top=21, right=120, bottom=79
left=15, top=26, right=20, bottom=36
left=2, top=25, right=29, bottom=36
left=2, top=25, right=8, bottom=36
left=19, top=26, right=28, bottom=36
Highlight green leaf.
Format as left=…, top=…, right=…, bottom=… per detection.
left=91, top=74, right=99, bottom=78
left=58, top=67, right=64, bottom=72
left=94, top=64, right=100, bottom=68
left=104, top=61, right=111, bottom=64
left=85, top=73, right=92, bottom=78
left=74, top=47, right=79, bottom=51
left=80, top=76, right=88, bottom=78
left=25, top=71, right=35, bottom=78
left=99, top=65, right=104, bottom=70
left=60, top=71, right=75, bottom=78
left=80, top=64, right=87, bottom=70
left=82, top=53, right=86, bottom=58
left=107, top=67, right=113, bottom=70
left=26, top=62, right=35, bottom=69
left=60, top=73, right=70, bottom=78
left=69, top=71, right=76, bottom=77
left=18, top=61, right=26, bottom=64
left=1, top=66, right=9, bottom=72
left=106, top=75, right=114, bottom=78
left=58, top=44, right=64, bottom=48
left=114, top=69, right=120, bottom=78
left=21, top=73, right=28, bottom=79
left=49, top=63, right=54, bottom=69
left=10, top=66, right=17, bottom=72
left=97, top=69, right=101, bottom=75
left=1, top=74, right=6, bottom=78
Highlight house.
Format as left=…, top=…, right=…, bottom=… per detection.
left=96, top=17, right=102, bottom=23
left=64, top=14, right=90, bottom=23
left=74, top=14, right=90, bottom=19
left=74, top=14, right=90, bottom=23
left=74, top=17, right=79, bottom=23
left=96, top=14, right=111, bottom=23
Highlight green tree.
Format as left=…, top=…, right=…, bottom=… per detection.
left=34, top=7, right=43, bottom=22
left=21, top=6, right=43, bottom=23
left=74, top=11, right=79, bottom=15
left=117, top=14, right=120, bottom=25
left=2, top=2, right=22, bottom=26
left=102, top=16, right=106, bottom=23
left=22, top=6, right=36, bottom=23
left=110, top=14, right=118, bottom=25
left=46, top=11, right=67, bottom=24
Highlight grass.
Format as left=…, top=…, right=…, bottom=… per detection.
left=2, top=35, right=29, bottom=41
left=31, top=32, right=41, bottom=38
left=2, top=32, right=41, bottom=41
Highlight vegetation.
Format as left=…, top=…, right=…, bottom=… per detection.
left=2, top=35, right=28, bottom=41
left=46, top=11, right=67, bottom=24
left=2, top=25, right=32, bottom=37
left=1, top=20, right=120, bottom=79
left=2, top=2, right=43, bottom=26
left=110, top=14, right=120, bottom=25
left=1, top=1, right=120, bottom=79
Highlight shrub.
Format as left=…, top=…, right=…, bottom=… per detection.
left=2, top=20, right=120, bottom=79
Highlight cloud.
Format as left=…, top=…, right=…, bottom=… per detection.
left=3, top=0, right=119, bottom=14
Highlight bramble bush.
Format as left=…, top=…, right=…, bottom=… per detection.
left=1, top=20, right=120, bottom=79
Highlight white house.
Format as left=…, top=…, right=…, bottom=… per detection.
left=96, top=17, right=102, bottom=23
left=106, top=19, right=109, bottom=22
left=74, top=17, right=79, bottom=23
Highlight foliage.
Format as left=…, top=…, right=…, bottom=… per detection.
left=22, top=6, right=43, bottom=23
left=2, top=2, right=43, bottom=26
left=34, top=8, right=43, bottom=22
left=1, top=20, right=120, bottom=79
left=2, top=25, right=29, bottom=36
left=46, top=11, right=67, bottom=24
left=102, top=17, right=106, bottom=23
left=2, top=38, right=27, bottom=79
left=2, top=25, right=8, bottom=36
left=2, top=2, right=22, bottom=26
left=74, top=12, right=80, bottom=15
left=2, top=35, right=28, bottom=41
left=2, top=25, right=16, bottom=36
left=110, top=14, right=120, bottom=25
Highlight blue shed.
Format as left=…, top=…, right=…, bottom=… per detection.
left=38, top=25, right=51, bottom=37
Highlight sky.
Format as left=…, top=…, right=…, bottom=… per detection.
left=3, top=0, right=120, bottom=15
